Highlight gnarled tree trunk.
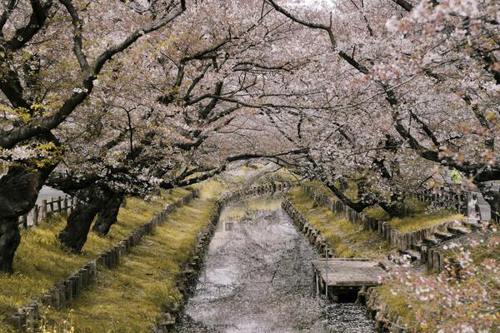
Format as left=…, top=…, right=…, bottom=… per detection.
left=378, top=200, right=407, bottom=218
left=92, top=193, right=124, bottom=236
left=0, top=164, right=56, bottom=272
left=0, top=217, right=20, bottom=273
left=58, top=188, right=107, bottom=252
left=325, top=179, right=375, bottom=213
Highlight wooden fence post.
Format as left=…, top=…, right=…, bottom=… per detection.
left=41, top=200, right=48, bottom=220
left=57, top=197, right=62, bottom=213
left=33, top=205, right=39, bottom=226
left=49, top=199, right=55, bottom=214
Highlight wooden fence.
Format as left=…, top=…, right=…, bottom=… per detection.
left=410, top=189, right=467, bottom=214
left=410, top=188, right=499, bottom=224
left=17, top=196, right=77, bottom=229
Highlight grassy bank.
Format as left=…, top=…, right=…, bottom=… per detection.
left=40, top=180, right=224, bottom=332
left=306, top=181, right=463, bottom=234
left=287, top=187, right=391, bottom=259
left=295, top=181, right=496, bottom=331
left=0, top=189, right=189, bottom=332
left=364, top=198, right=463, bottom=233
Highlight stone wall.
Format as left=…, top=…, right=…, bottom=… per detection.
left=302, top=185, right=463, bottom=272
left=11, top=190, right=199, bottom=332
left=284, top=192, right=410, bottom=333
left=281, top=199, right=334, bottom=258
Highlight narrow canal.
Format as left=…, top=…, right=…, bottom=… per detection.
left=177, top=196, right=376, bottom=333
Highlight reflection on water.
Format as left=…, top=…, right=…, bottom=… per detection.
left=177, top=196, right=376, bottom=333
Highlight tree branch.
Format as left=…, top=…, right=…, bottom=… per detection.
left=391, top=0, right=413, bottom=12
left=0, top=0, right=17, bottom=35
left=266, top=0, right=336, bottom=49
left=0, top=1, right=186, bottom=148
left=5, top=0, right=53, bottom=51
left=59, top=0, right=90, bottom=73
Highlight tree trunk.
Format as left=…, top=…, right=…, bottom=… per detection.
left=379, top=201, right=407, bottom=218
left=92, top=194, right=124, bottom=236
left=324, top=179, right=374, bottom=213
left=58, top=192, right=104, bottom=252
left=379, top=191, right=407, bottom=218
left=0, top=164, right=57, bottom=272
left=0, top=218, right=20, bottom=273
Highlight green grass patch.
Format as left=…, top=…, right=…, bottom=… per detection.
left=371, top=285, right=422, bottom=331
left=388, top=211, right=463, bottom=233
left=363, top=201, right=463, bottom=234
left=287, top=187, right=391, bottom=259
left=363, top=206, right=389, bottom=220
left=359, top=196, right=463, bottom=234
left=0, top=189, right=189, bottom=332
left=303, top=180, right=336, bottom=199
left=41, top=186, right=219, bottom=332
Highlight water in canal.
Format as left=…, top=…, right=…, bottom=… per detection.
left=177, top=196, right=376, bottom=333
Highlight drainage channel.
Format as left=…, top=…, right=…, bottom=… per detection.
left=176, top=196, right=376, bottom=333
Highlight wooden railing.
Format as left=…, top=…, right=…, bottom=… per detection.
left=410, top=188, right=498, bottom=224
left=17, top=196, right=78, bottom=229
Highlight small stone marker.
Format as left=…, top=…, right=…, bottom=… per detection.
left=467, top=192, right=491, bottom=223
left=476, top=194, right=491, bottom=222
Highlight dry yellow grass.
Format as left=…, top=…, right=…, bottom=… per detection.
left=0, top=188, right=189, bottom=332
left=287, top=187, right=391, bottom=259
left=41, top=194, right=217, bottom=333
left=37, top=179, right=227, bottom=333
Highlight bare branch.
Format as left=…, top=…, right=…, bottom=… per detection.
left=266, top=0, right=336, bottom=48
left=59, top=0, right=90, bottom=73
left=5, top=0, right=53, bottom=51
left=391, top=0, right=413, bottom=12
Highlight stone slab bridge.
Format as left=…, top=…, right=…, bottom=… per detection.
left=312, top=258, right=387, bottom=302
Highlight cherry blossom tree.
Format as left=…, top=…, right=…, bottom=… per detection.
left=0, top=0, right=186, bottom=272
left=265, top=0, right=499, bottom=216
